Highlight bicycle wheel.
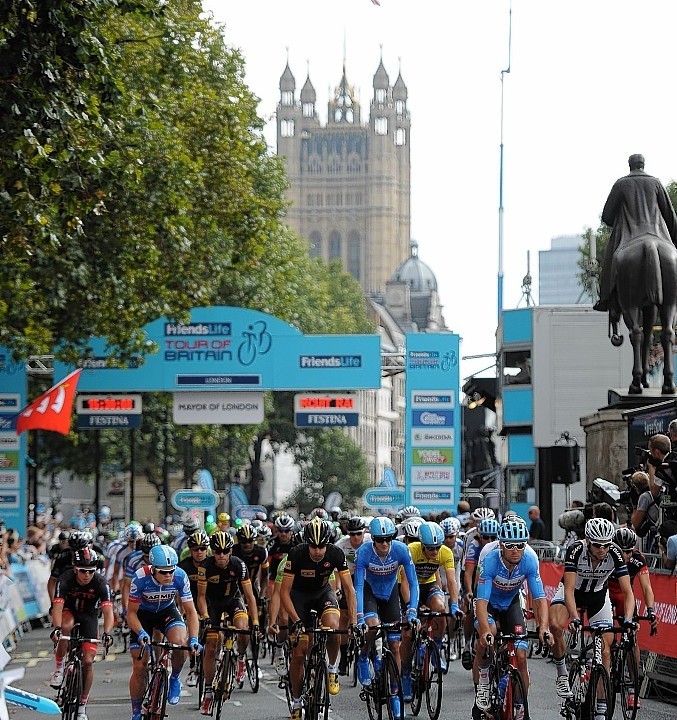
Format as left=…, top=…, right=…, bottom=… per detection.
left=442, top=626, right=451, bottom=672
left=617, top=647, right=639, bottom=720
left=424, top=641, right=443, bottom=720
left=309, top=656, right=330, bottom=720
left=61, top=662, right=82, bottom=720
left=567, top=658, right=588, bottom=719
left=145, top=669, right=168, bottom=720
left=196, top=652, right=205, bottom=709
left=246, top=636, right=260, bottom=693
left=214, top=652, right=234, bottom=720
left=504, top=667, right=529, bottom=720
left=587, top=664, right=611, bottom=720
left=411, top=640, right=424, bottom=717
left=383, top=650, right=404, bottom=720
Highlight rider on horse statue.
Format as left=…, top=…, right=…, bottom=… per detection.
left=594, top=153, right=677, bottom=322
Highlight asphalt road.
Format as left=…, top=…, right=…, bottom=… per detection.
left=6, top=627, right=677, bottom=720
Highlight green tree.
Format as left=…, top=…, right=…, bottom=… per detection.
left=286, top=429, right=369, bottom=514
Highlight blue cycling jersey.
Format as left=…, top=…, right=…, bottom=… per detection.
left=124, top=549, right=146, bottom=580
left=354, top=539, right=419, bottom=615
left=476, top=546, right=545, bottom=610
left=129, top=565, right=193, bottom=612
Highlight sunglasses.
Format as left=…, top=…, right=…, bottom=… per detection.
left=308, top=543, right=327, bottom=549
left=502, top=542, right=526, bottom=550
left=191, top=547, right=207, bottom=551
left=241, top=540, right=254, bottom=544
left=349, top=531, right=364, bottom=536
left=481, top=535, right=498, bottom=541
left=156, top=568, right=176, bottom=575
left=277, top=529, right=292, bottom=534
left=76, top=567, right=95, bottom=575
left=373, top=537, right=393, bottom=544
left=213, top=549, right=231, bottom=555
left=423, top=545, right=439, bottom=552
left=591, top=542, right=612, bottom=550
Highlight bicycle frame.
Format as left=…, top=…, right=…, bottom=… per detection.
left=140, top=641, right=191, bottom=720
left=358, top=622, right=405, bottom=720
left=56, top=629, right=103, bottom=720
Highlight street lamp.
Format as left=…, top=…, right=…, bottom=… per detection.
left=498, top=0, right=512, bottom=322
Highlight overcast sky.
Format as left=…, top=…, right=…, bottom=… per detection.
left=202, top=0, right=677, bottom=381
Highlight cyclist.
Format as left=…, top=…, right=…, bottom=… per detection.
left=440, top=516, right=464, bottom=661
left=474, top=519, right=552, bottom=715
left=233, top=523, right=269, bottom=598
left=267, top=513, right=296, bottom=654
left=549, top=517, right=634, bottom=718
left=401, top=520, right=460, bottom=683
left=120, top=533, right=161, bottom=619
left=335, top=516, right=370, bottom=675
left=112, top=525, right=144, bottom=594
left=609, top=526, right=658, bottom=710
left=197, top=531, right=260, bottom=715
left=461, top=513, right=498, bottom=669
left=171, top=516, right=201, bottom=556
left=50, top=548, right=115, bottom=720
left=127, top=545, right=201, bottom=720
left=217, top=512, right=231, bottom=532
left=48, top=530, right=90, bottom=605
left=398, top=516, right=424, bottom=545
left=281, top=517, right=356, bottom=720
left=178, top=530, right=210, bottom=689
left=353, top=515, right=419, bottom=715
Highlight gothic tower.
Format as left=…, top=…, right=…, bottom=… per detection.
left=276, top=57, right=411, bottom=294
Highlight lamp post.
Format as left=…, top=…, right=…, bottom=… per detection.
left=497, top=0, right=512, bottom=322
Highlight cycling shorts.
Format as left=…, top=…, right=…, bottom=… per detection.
left=363, top=581, right=401, bottom=625
left=551, top=583, right=613, bottom=627
left=290, top=584, right=339, bottom=628
left=130, top=604, right=184, bottom=649
left=61, top=609, right=99, bottom=653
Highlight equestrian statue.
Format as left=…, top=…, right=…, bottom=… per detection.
left=594, top=154, right=677, bottom=394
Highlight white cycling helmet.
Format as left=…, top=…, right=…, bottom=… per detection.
left=471, top=507, right=496, bottom=522
left=585, top=517, right=615, bottom=543
left=440, top=517, right=461, bottom=536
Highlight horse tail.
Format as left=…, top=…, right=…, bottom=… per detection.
left=645, top=240, right=663, bottom=306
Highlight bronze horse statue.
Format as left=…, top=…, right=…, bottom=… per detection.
left=609, top=231, right=677, bottom=394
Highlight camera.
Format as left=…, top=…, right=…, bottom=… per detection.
left=635, top=446, right=651, bottom=460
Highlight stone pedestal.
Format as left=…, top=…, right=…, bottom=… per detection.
left=580, top=408, right=628, bottom=494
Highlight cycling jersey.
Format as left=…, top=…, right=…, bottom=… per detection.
left=476, top=546, right=545, bottom=610
left=129, top=565, right=193, bottom=612
left=354, top=539, right=419, bottom=615
left=608, top=549, right=648, bottom=608
left=335, top=534, right=370, bottom=574
left=54, top=569, right=112, bottom=615
left=283, top=543, right=349, bottom=593
left=407, top=541, right=455, bottom=584
left=198, top=555, right=251, bottom=603
left=50, top=549, right=74, bottom=580
left=563, top=540, right=628, bottom=593
left=268, top=538, right=294, bottom=580
left=123, top=549, right=145, bottom=579
left=103, top=539, right=125, bottom=580
left=232, top=544, right=269, bottom=586
left=177, top=557, right=202, bottom=600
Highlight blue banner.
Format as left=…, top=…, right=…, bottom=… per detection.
left=405, top=334, right=460, bottom=514
left=0, top=350, right=27, bottom=535
left=54, top=307, right=381, bottom=392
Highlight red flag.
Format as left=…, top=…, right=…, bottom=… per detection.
left=15, top=368, right=82, bottom=435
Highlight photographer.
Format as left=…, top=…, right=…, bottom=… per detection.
left=646, top=433, right=676, bottom=497
left=657, top=520, right=677, bottom=572
left=631, top=471, right=662, bottom=553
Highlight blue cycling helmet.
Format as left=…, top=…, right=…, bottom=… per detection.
left=149, top=544, right=178, bottom=568
left=419, top=521, right=445, bottom=547
left=498, top=520, right=528, bottom=542
left=369, top=516, right=396, bottom=541
left=478, top=518, right=500, bottom=538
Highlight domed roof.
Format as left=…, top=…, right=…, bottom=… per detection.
left=391, top=240, right=437, bottom=292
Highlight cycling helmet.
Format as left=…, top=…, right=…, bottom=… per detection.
left=142, top=522, right=155, bottom=534
left=395, top=511, right=404, bottom=524
left=237, top=524, right=258, bottom=542
left=204, top=519, right=217, bottom=535
left=125, top=524, right=143, bottom=542
left=478, top=518, right=500, bottom=538
left=210, top=531, right=234, bottom=552
left=182, top=516, right=200, bottom=534
left=440, top=517, right=461, bottom=536
left=149, top=545, right=178, bottom=568
left=310, top=507, right=329, bottom=520
left=471, top=507, right=496, bottom=522
left=585, top=517, right=615, bottom=543
left=168, top=522, right=183, bottom=538
left=141, top=532, right=162, bottom=553
left=304, top=517, right=333, bottom=547
left=401, top=517, right=424, bottom=540
left=400, top=506, right=421, bottom=520
left=258, top=525, right=272, bottom=539
left=58, top=531, right=70, bottom=542
left=275, top=513, right=295, bottom=531
left=255, top=511, right=267, bottom=521
left=614, top=527, right=637, bottom=551
left=217, top=512, right=231, bottom=524
left=72, top=547, right=98, bottom=568
left=346, top=517, right=366, bottom=533
left=68, top=531, right=90, bottom=550
left=369, top=516, right=397, bottom=541
left=498, top=520, right=529, bottom=543
left=419, top=521, right=445, bottom=547
left=187, top=530, right=210, bottom=549
left=250, top=519, right=263, bottom=530
left=329, top=524, right=341, bottom=544
left=329, top=506, right=342, bottom=521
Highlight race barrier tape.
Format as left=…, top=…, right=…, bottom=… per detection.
left=539, top=561, right=677, bottom=659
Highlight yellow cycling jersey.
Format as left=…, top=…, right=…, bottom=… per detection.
left=408, top=542, right=455, bottom=584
